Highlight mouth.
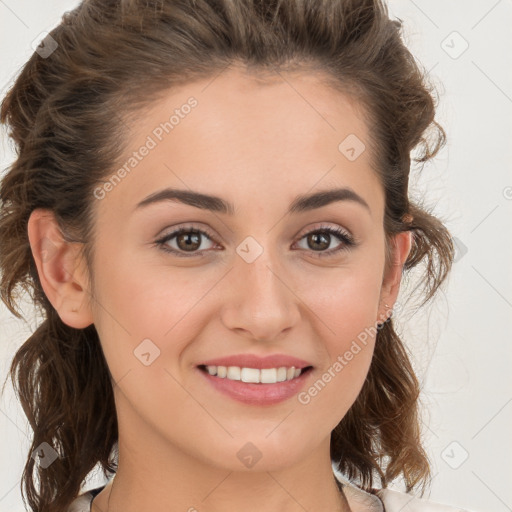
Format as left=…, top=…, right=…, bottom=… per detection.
left=196, top=364, right=314, bottom=405
left=198, top=364, right=314, bottom=384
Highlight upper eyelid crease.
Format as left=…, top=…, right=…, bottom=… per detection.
left=135, top=187, right=371, bottom=216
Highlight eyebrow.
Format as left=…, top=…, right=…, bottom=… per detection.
left=134, top=186, right=371, bottom=216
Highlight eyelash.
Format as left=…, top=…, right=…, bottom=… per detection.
left=154, top=223, right=357, bottom=259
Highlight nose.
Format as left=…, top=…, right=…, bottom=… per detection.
left=219, top=246, right=301, bottom=342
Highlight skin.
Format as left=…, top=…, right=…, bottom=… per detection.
left=28, top=66, right=411, bottom=512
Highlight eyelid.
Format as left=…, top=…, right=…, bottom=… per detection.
left=295, top=222, right=352, bottom=240
left=154, top=223, right=220, bottom=257
left=292, top=223, right=357, bottom=257
left=156, top=222, right=217, bottom=242
left=154, top=221, right=358, bottom=258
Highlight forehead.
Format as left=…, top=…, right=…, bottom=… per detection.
left=95, top=66, right=383, bottom=220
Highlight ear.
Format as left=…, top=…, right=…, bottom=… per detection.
left=377, top=230, right=413, bottom=324
left=27, top=209, right=94, bottom=329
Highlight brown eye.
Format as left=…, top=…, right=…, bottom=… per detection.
left=175, top=231, right=202, bottom=252
left=155, top=226, right=218, bottom=257
left=306, top=232, right=330, bottom=251
left=294, top=225, right=356, bottom=258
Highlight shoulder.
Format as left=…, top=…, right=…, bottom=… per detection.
left=337, top=474, right=472, bottom=512
left=67, top=485, right=105, bottom=512
left=376, top=487, right=472, bottom=512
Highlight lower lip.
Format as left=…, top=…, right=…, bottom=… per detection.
left=197, top=366, right=313, bottom=406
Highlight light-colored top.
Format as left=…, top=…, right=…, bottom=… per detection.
left=67, top=472, right=473, bottom=512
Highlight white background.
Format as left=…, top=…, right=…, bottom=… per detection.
left=1, top=1, right=511, bottom=511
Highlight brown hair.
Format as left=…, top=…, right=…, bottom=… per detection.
left=0, top=1, right=454, bottom=511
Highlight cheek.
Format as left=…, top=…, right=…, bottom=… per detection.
left=90, top=251, right=221, bottom=378
left=295, top=288, right=379, bottom=435
left=90, top=263, right=213, bottom=440
left=299, top=259, right=384, bottom=346
left=294, top=258, right=384, bottom=415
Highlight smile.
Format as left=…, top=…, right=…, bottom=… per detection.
left=197, top=364, right=314, bottom=405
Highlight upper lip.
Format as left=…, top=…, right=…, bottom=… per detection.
left=198, top=354, right=313, bottom=370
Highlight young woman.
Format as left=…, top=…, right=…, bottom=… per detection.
left=0, top=1, right=472, bottom=511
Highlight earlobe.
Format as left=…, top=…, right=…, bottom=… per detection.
left=377, top=230, right=413, bottom=324
left=27, top=209, right=94, bottom=329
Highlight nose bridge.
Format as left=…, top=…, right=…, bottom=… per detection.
left=220, top=236, right=300, bottom=339
left=237, top=239, right=289, bottom=310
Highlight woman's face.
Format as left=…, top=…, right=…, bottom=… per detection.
left=83, top=67, right=406, bottom=472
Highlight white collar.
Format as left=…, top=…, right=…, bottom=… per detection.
left=334, top=471, right=385, bottom=512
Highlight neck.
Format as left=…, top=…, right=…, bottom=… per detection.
left=95, top=439, right=351, bottom=512
left=93, top=392, right=353, bottom=512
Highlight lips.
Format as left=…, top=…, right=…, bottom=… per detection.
left=197, top=365, right=313, bottom=405
left=195, top=353, right=314, bottom=405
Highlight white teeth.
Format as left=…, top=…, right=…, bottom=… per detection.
left=260, top=368, right=277, bottom=384
left=226, top=366, right=241, bottom=380
left=203, top=365, right=306, bottom=384
left=276, top=367, right=287, bottom=382
left=241, top=367, right=260, bottom=383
